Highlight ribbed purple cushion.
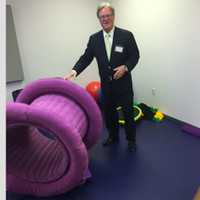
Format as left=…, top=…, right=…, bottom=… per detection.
left=6, top=78, right=102, bottom=197
left=31, top=94, right=87, bottom=138
left=7, top=123, right=70, bottom=182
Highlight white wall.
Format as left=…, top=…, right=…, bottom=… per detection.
left=113, top=0, right=200, bottom=128
left=6, top=0, right=101, bottom=100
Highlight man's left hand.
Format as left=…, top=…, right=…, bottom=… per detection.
left=113, top=65, right=128, bottom=80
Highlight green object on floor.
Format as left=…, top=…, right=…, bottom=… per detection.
left=117, top=105, right=143, bottom=125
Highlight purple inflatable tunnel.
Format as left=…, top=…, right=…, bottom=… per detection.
left=6, top=78, right=103, bottom=197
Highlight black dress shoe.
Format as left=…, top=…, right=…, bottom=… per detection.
left=103, top=137, right=119, bottom=146
left=128, top=141, right=136, bottom=152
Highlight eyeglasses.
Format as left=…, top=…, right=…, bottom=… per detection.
left=98, top=14, right=113, bottom=20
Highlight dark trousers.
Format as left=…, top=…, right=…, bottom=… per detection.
left=102, top=87, right=136, bottom=142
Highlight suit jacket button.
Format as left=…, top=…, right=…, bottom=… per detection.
left=108, top=66, right=111, bottom=69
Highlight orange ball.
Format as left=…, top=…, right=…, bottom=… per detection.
left=86, top=81, right=101, bottom=101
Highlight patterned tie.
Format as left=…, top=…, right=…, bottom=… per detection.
left=105, top=33, right=111, bottom=60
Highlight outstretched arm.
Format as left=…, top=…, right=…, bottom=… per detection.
left=64, top=36, right=94, bottom=80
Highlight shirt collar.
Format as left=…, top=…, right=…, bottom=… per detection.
left=103, top=26, right=115, bottom=38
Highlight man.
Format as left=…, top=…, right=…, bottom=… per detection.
left=64, top=2, right=140, bottom=152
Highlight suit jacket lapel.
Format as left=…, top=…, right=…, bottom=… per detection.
left=97, top=28, right=120, bottom=64
left=98, top=31, right=110, bottom=64
left=110, top=27, right=119, bottom=64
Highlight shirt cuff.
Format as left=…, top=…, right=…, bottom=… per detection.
left=124, top=65, right=128, bottom=72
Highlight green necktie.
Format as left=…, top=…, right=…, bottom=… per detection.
left=105, top=33, right=111, bottom=60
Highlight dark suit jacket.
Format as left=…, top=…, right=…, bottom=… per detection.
left=73, top=27, right=140, bottom=98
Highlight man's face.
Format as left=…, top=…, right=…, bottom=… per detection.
left=98, top=7, right=114, bottom=33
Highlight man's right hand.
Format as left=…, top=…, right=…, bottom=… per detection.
left=64, top=70, right=77, bottom=80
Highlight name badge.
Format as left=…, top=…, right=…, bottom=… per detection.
left=115, top=46, right=123, bottom=53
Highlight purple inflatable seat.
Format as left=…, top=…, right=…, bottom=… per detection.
left=182, top=124, right=200, bottom=137
left=6, top=78, right=102, bottom=197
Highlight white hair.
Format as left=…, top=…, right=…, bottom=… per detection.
left=96, top=2, right=115, bottom=18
